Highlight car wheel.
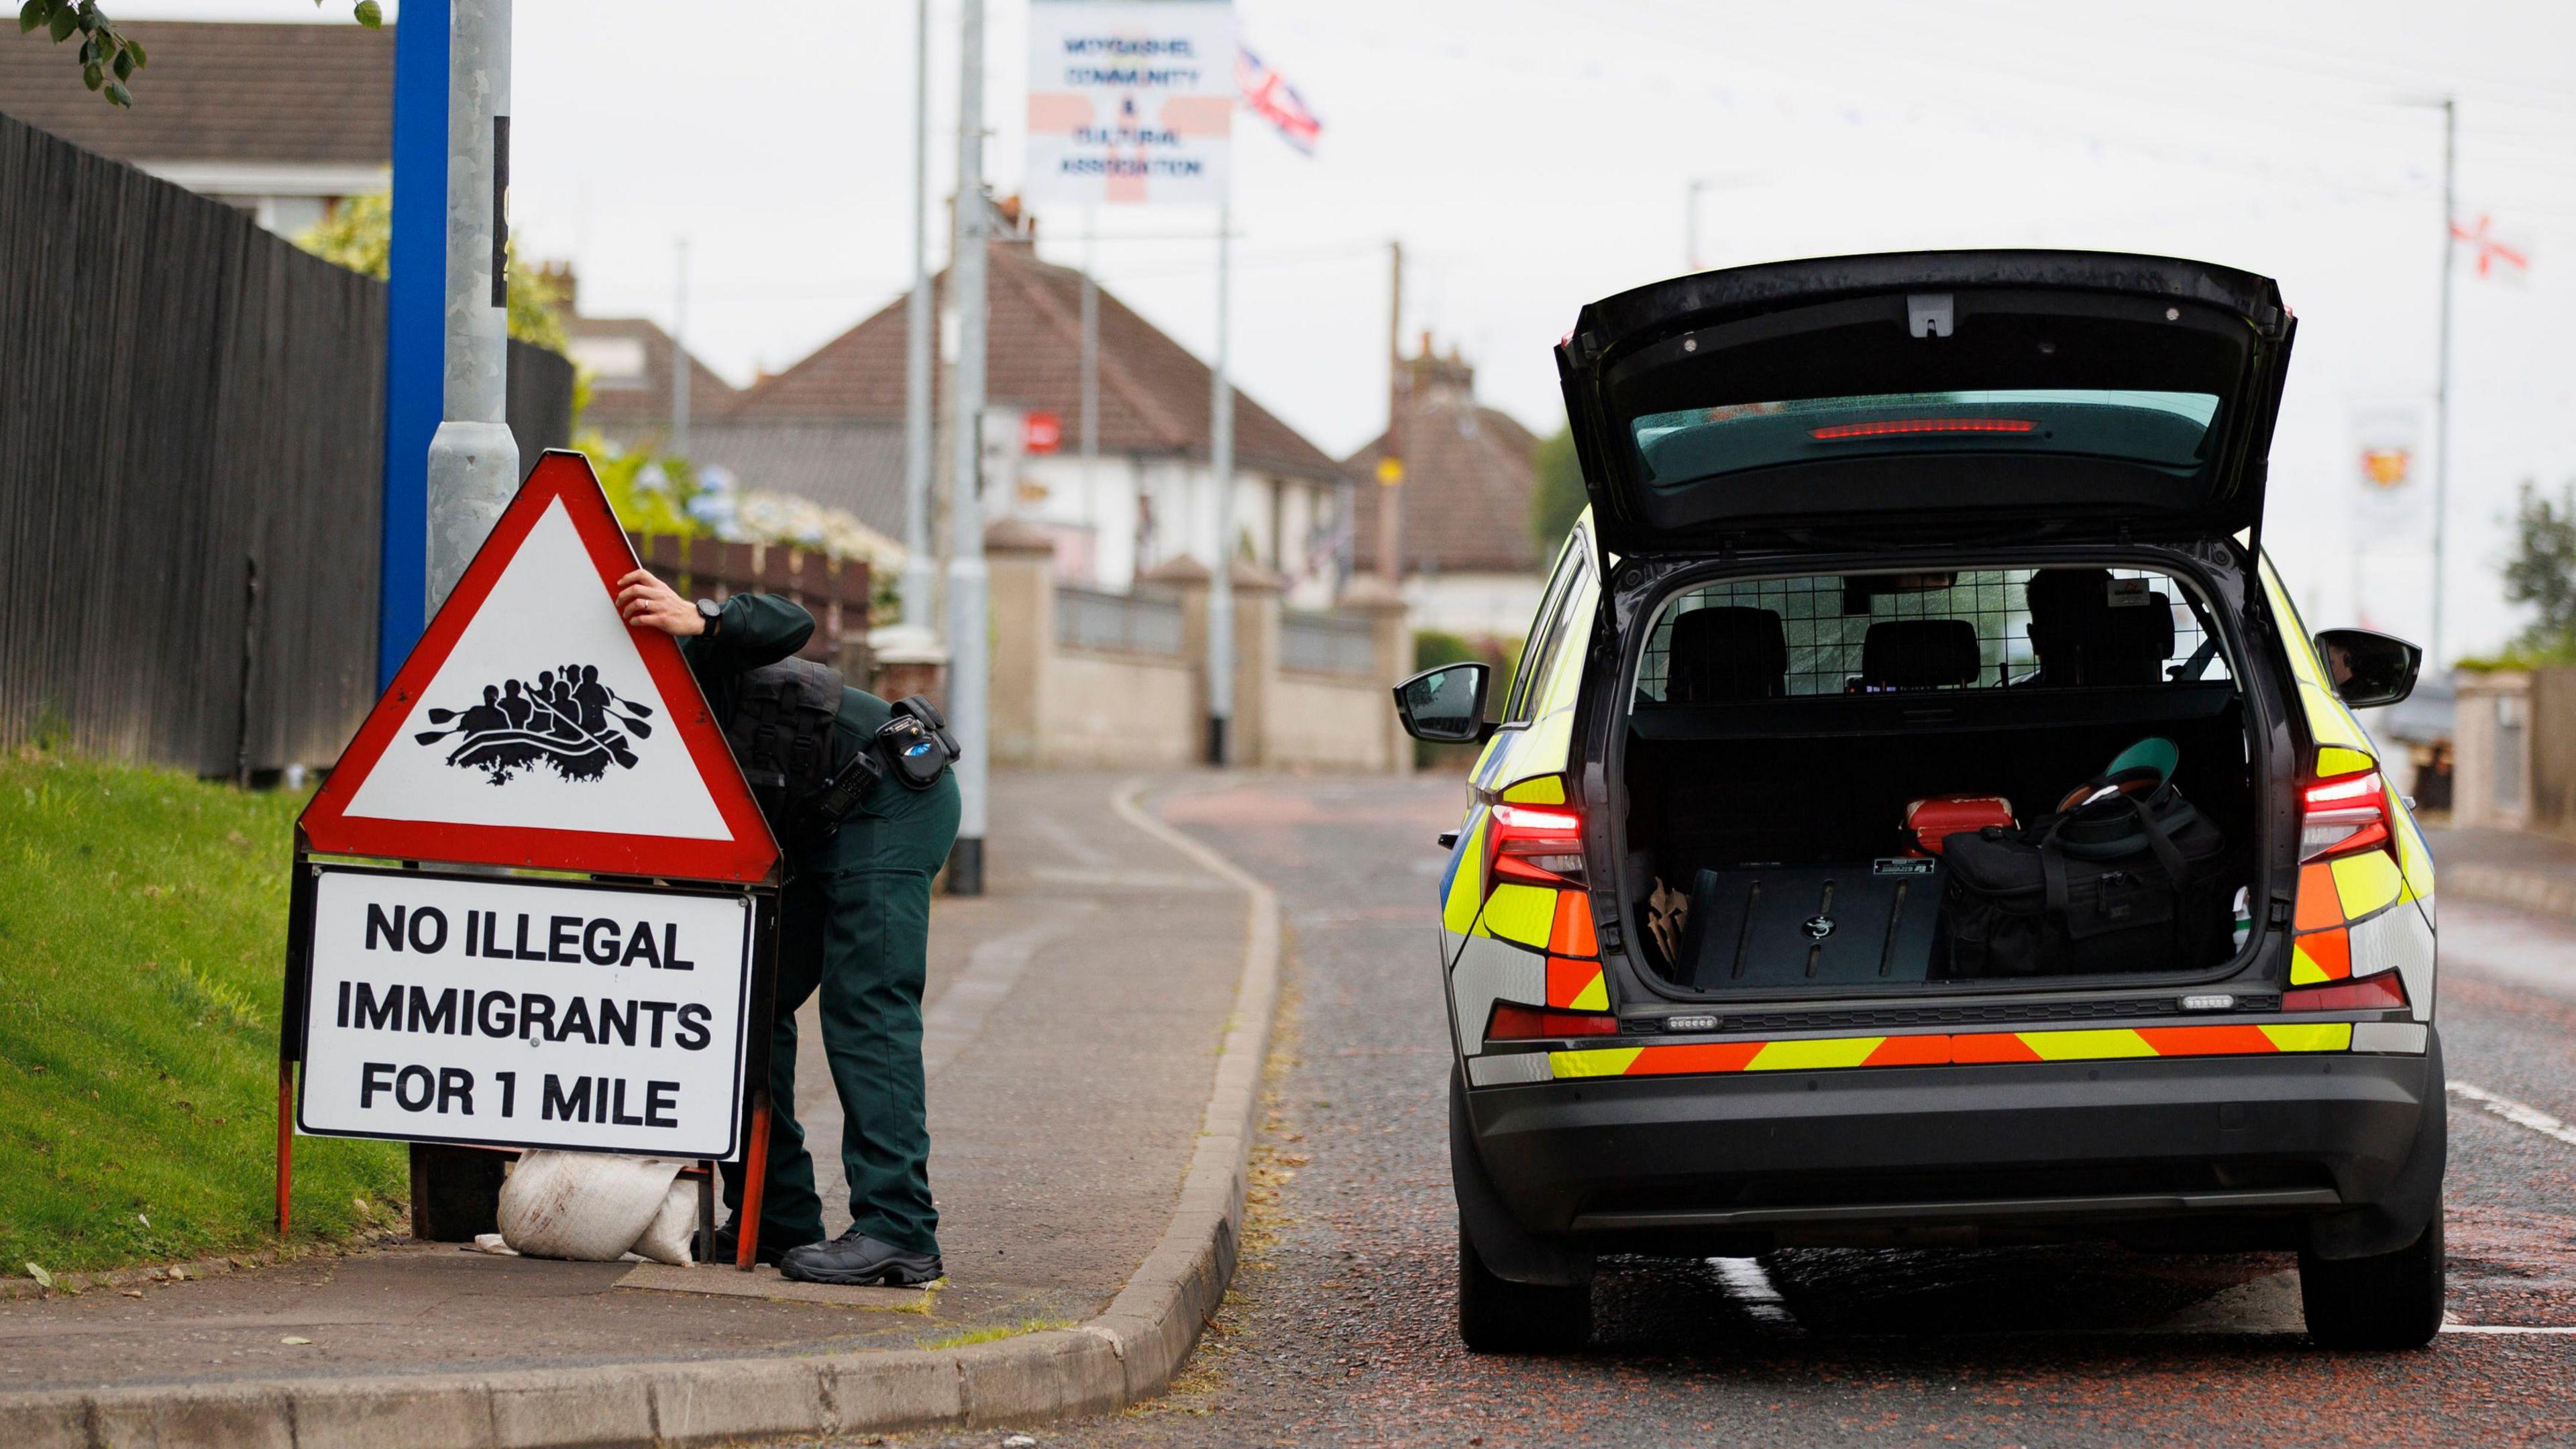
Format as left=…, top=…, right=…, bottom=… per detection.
left=2299, top=1206, right=2445, bottom=1350
left=1457, top=1224, right=1591, bottom=1353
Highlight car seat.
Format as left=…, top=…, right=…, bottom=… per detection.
left=2023, top=570, right=2175, bottom=686
left=2073, top=595, right=2176, bottom=685
left=1665, top=606, right=1787, bottom=702
left=1859, top=619, right=1980, bottom=690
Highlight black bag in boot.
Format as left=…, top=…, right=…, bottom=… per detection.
left=1941, top=743, right=2232, bottom=978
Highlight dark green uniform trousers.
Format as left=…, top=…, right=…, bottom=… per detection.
left=687, top=593, right=958, bottom=1257
left=720, top=777, right=957, bottom=1255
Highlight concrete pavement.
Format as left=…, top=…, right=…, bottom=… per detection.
left=2424, top=823, right=2576, bottom=922
left=0, top=771, right=1280, bottom=1445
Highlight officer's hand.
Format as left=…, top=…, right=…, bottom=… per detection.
left=616, top=570, right=704, bottom=636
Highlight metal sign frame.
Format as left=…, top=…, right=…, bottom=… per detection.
left=277, top=850, right=782, bottom=1266
left=281, top=452, right=791, bottom=1267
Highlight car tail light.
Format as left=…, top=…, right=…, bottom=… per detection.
left=1489, top=802, right=1585, bottom=885
left=1486, top=1002, right=1618, bottom=1040
left=2300, top=769, right=2392, bottom=863
left=2282, top=972, right=2408, bottom=1013
left=1809, top=418, right=2037, bottom=440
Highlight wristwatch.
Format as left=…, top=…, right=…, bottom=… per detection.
left=694, top=598, right=724, bottom=637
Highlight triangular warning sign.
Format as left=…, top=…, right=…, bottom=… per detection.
left=301, top=451, right=780, bottom=883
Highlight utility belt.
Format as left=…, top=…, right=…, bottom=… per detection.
left=722, top=659, right=960, bottom=846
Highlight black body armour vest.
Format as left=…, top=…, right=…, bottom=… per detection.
left=722, top=659, right=844, bottom=845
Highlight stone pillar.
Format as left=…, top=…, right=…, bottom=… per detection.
left=1228, top=560, right=1283, bottom=768
left=1341, top=576, right=1413, bottom=775
left=1140, top=556, right=1214, bottom=762
left=982, top=518, right=1057, bottom=766
left=868, top=624, right=949, bottom=712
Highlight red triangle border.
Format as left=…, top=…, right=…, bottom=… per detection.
left=299, top=451, right=782, bottom=883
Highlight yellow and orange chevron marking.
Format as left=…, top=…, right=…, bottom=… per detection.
left=1550, top=1021, right=2353, bottom=1079
left=1540, top=891, right=1605, bottom=1009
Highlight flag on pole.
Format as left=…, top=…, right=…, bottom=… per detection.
left=1237, top=46, right=1321, bottom=155
left=2453, top=213, right=2531, bottom=280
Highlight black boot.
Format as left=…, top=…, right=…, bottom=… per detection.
left=706, top=1219, right=812, bottom=1267
left=779, top=1228, right=944, bottom=1286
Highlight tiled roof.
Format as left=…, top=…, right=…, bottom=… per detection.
left=568, top=315, right=741, bottom=438
left=1346, top=354, right=1546, bottom=577
left=0, top=21, right=392, bottom=166
left=730, top=239, right=1343, bottom=483
left=690, top=420, right=907, bottom=540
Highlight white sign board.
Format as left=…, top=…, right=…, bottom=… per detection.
left=297, top=867, right=755, bottom=1159
left=345, top=498, right=733, bottom=840
left=1024, top=0, right=1234, bottom=207
left=299, top=452, right=777, bottom=883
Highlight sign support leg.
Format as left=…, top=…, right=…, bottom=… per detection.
left=696, top=1162, right=716, bottom=1267
left=274, top=1061, right=296, bottom=1237
left=736, top=1091, right=773, bottom=1271
left=276, top=853, right=317, bottom=1240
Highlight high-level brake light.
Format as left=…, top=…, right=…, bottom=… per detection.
left=2300, top=769, right=2392, bottom=863
left=1809, top=418, right=2038, bottom=441
left=1489, top=802, right=1585, bottom=885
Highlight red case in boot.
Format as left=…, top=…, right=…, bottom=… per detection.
left=1904, top=794, right=2015, bottom=856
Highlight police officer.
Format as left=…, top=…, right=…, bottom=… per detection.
left=617, top=567, right=957, bottom=1287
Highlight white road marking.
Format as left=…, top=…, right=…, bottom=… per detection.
left=2442, top=1324, right=2576, bottom=1335
left=2448, top=1081, right=2576, bottom=1149
left=1709, top=1256, right=1797, bottom=1327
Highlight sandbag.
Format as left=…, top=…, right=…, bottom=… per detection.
left=633, top=1179, right=700, bottom=1267
left=496, top=1151, right=694, bottom=1265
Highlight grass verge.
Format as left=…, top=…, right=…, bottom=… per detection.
left=0, top=751, right=407, bottom=1281
left=922, top=1316, right=1075, bottom=1350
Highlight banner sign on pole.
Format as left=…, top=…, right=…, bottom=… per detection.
left=300, top=451, right=780, bottom=883
left=1024, top=0, right=1235, bottom=207
left=297, top=866, right=755, bottom=1159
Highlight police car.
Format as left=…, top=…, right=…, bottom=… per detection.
left=1395, top=252, right=2443, bottom=1352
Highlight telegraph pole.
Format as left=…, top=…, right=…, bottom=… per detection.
left=1377, top=239, right=1404, bottom=584
left=945, top=0, right=991, bottom=893
left=900, top=0, right=936, bottom=627
left=1080, top=207, right=1099, bottom=552
left=423, top=0, right=516, bottom=609
left=2430, top=96, right=2457, bottom=669
left=670, top=238, right=690, bottom=459
left=1205, top=203, right=1235, bottom=765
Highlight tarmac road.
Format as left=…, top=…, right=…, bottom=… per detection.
left=877, top=776, right=2576, bottom=1449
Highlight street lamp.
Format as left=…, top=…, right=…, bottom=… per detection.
left=2394, top=95, right=2458, bottom=671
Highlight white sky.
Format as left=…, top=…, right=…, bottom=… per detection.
left=117, top=0, right=2576, bottom=659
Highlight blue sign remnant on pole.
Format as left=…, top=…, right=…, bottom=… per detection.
left=380, top=0, right=451, bottom=689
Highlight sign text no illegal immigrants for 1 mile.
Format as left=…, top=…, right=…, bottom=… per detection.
left=298, top=867, right=754, bottom=1159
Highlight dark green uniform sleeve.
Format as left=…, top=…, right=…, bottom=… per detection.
left=679, top=594, right=815, bottom=680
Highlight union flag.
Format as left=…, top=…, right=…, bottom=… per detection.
left=1237, top=46, right=1321, bottom=156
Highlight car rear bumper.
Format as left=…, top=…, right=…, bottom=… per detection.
left=1462, top=1035, right=2442, bottom=1254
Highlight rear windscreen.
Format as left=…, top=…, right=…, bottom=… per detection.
left=1633, top=565, right=2228, bottom=703
left=1631, top=390, right=2220, bottom=488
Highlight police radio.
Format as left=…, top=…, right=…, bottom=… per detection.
left=878, top=695, right=961, bottom=790
left=801, top=695, right=962, bottom=837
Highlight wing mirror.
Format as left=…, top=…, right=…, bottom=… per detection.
left=2314, top=628, right=2422, bottom=709
left=1393, top=661, right=1495, bottom=743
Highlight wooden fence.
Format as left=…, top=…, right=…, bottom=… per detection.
left=0, top=110, right=573, bottom=777
left=628, top=535, right=873, bottom=669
